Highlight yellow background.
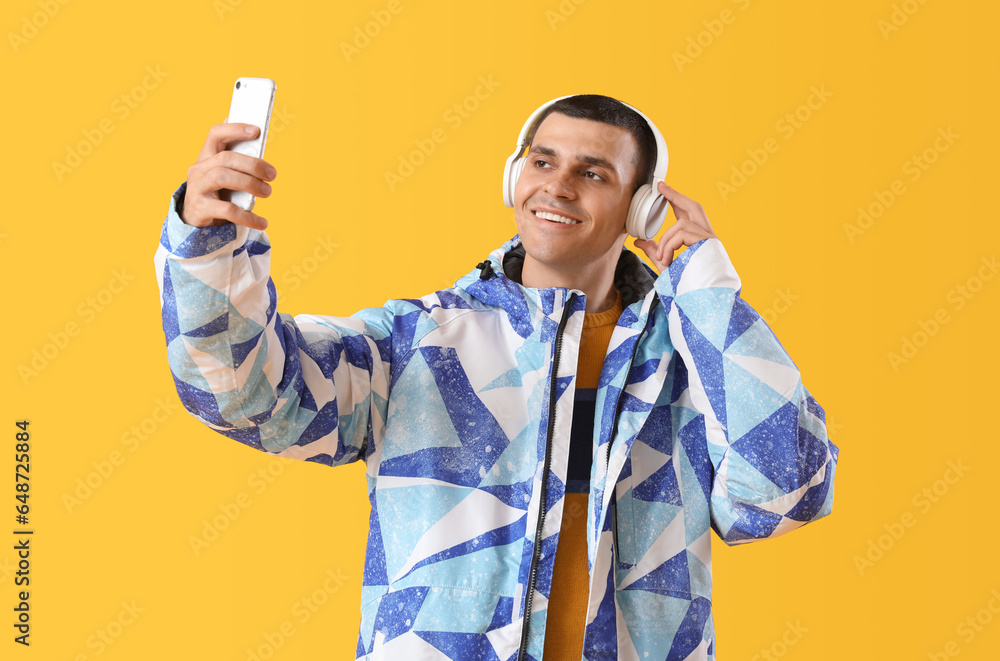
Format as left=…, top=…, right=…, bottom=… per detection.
left=3, top=0, right=998, bottom=658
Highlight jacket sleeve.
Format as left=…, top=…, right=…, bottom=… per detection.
left=153, top=182, right=392, bottom=466
left=654, top=238, right=838, bottom=545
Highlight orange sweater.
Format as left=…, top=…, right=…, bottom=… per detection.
left=542, top=291, right=623, bottom=659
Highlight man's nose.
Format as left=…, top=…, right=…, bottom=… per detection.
left=544, top=169, right=576, bottom=199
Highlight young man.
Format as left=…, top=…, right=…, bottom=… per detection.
left=155, top=94, right=838, bottom=660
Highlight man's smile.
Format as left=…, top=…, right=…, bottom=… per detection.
left=531, top=207, right=582, bottom=225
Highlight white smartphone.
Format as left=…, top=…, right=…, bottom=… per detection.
left=219, top=77, right=276, bottom=212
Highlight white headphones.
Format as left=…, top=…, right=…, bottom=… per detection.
left=502, top=95, right=670, bottom=240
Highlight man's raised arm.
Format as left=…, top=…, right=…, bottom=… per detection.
left=639, top=183, right=838, bottom=545
left=152, top=122, right=392, bottom=466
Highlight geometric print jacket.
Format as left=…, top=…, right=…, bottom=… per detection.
left=155, top=182, right=838, bottom=661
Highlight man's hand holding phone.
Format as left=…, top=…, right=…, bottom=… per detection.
left=180, top=121, right=277, bottom=230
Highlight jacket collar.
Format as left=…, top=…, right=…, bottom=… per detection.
left=458, top=235, right=659, bottom=314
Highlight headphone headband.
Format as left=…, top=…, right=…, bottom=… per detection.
left=509, top=95, right=669, bottom=187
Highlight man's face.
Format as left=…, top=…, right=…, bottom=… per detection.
left=513, top=112, right=639, bottom=278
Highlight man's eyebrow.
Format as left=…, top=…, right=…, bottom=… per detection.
left=527, top=143, right=619, bottom=176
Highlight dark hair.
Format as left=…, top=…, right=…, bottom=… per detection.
left=533, top=94, right=657, bottom=193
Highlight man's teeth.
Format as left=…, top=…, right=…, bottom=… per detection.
left=534, top=210, right=580, bottom=224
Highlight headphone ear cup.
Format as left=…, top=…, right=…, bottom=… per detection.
left=626, top=185, right=670, bottom=240
left=626, top=184, right=652, bottom=239
left=503, top=155, right=527, bottom=208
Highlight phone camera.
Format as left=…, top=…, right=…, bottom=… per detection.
left=236, top=81, right=241, bottom=89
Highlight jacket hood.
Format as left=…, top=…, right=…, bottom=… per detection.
left=456, top=235, right=659, bottom=315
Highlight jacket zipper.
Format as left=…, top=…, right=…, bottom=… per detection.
left=606, top=296, right=659, bottom=563
left=517, top=291, right=577, bottom=661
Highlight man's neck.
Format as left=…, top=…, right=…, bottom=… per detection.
left=520, top=253, right=621, bottom=314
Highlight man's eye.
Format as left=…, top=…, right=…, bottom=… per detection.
left=585, top=171, right=604, bottom=181
left=534, top=159, right=552, bottom=168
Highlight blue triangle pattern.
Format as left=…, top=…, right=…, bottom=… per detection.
left=341, top=334, right=376, bottom=371
left=477, top=478, right=533, bottom=509
left=601, top=340, right=638, bottom=387
left=730, top=401, right=815, bottom=492
left=723, top=297, right=758, bottom=350
left=489, top=597, right=515, bottom=632
left=627, top=357, right=662, bottom=385
left=533, top=532, right=560, bottom=599
left=364, top=505, right=388, bottom=586
left=293, top=399, right=341, bottom=451
left=302, top=453, right=334, bottom=466
left=378, top=346, right=509, bottom=487
left=785, top=474, right=832, bottom=522
left=678, top=417, right=712, bottom=501
left=678, top=307, right=727, bottom=433
left=247, top=236, right=270, bottom=257
left=398, top=515, right=526, bottom=582
left=231, top=329, right=262, bottom=371
left=160, top=266, right=181, bottom=345
left=725, top=502, right=783, bottom=542
left=665, top=596, right=711, bottom=661
left=633, top=455, right=682, bottom=506
left=583, top=566, right=618, bottom=659
left=555, top=375, right=574, bottom=402
left=435, top=289, right=474, bottom=310
left=625, top=549, right=690, bottom=594
left=174, top=222, right=237, bottom=258
left=373, top=587, right=429, bottom=642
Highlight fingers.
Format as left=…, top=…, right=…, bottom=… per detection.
left=197, top=122, right=261, bottom=163
left=182, top=195, right=269, bottom=230
left=634, top=239, right=669, bottom=273
left=189, top=150, right=276, bottom=187
left=656, top=181, right=716, bottom=236
left=182, top=163, right=273, bottom=228
left=634, top=184, right=720, bottom=273
left=182, top=123, right=278, bottom=229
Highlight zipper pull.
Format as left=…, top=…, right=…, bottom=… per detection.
left=612, top=496, right=620, bottom=565
left=476, top=260, right=496, bottom=280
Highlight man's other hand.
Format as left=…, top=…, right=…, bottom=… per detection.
left=180, top=119, right=277, bottom=230
left=634, top=182, right=718, bottom=273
